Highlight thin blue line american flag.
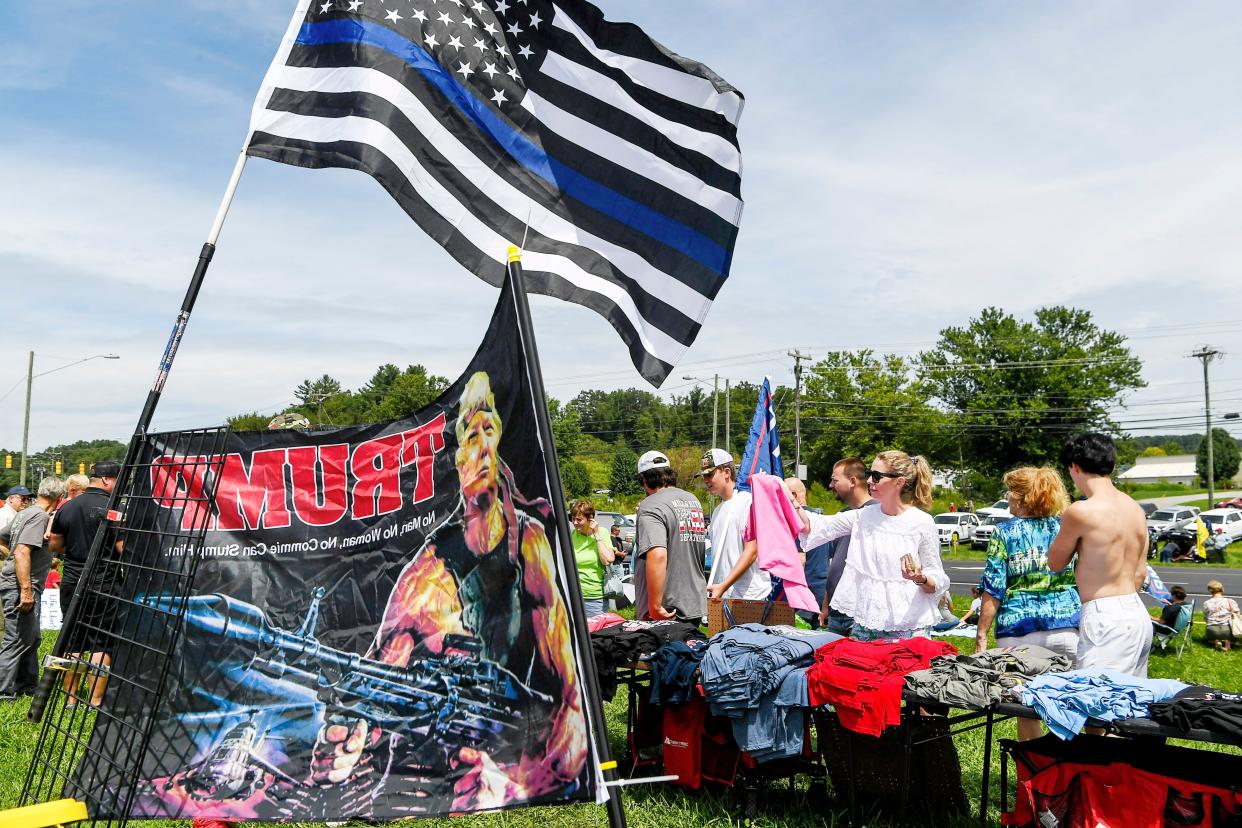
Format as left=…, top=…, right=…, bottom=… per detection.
left=247, top=0, right=744, bottom=386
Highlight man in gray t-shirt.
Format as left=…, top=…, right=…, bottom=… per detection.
left=0, top=477, right=62, bottom=698
left=633, top=450, right=707, bottom=622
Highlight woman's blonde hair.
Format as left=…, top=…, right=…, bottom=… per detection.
left=1207, top=579, right=1224, bottom=595
left=874, top=450, right=933, bottom=510
left=1003, top=466, right=1069, bottom=518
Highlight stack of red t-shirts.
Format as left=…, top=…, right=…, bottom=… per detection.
left=807, top=637, right=957, bottom=736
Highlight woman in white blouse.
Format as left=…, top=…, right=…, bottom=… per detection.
left=795, top=451, right=949, bottom=641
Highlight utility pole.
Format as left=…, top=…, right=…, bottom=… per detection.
left=682, top=373, right=721, bottom=449
left=724, top=380, right=731, bottom=455
left=1192, top=347, right=1222, bottom=509
left=712, top=373, right=719, bottom=449
left=19, top=351, right=119, bottom=487
left=20, top=351, right=33, bottom=487
left=788, top=350, right=810, bottom=479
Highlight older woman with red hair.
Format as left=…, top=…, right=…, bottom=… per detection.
left=976, top=466, right=1078, bottom=739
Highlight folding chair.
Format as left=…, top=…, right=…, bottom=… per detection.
left=1151, top=598, right=1195, bottom=659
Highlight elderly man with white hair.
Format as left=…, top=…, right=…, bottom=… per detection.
left=0, top=486, right=31, bottom=538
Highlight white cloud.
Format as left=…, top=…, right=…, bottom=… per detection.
left=6, top=0, right=1242, bottom=454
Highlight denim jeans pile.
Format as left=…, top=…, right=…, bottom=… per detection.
left=699, top=623, right=840, bottom=761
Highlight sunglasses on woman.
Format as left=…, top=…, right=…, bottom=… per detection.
left=864, top=469, right=903, bottom=482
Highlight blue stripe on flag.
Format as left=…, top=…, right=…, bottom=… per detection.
left=295, top=19, right=729, bottom=276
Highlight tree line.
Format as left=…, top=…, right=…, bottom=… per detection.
left=220, top=305, right=1217, bottom=504
left=10, top=305, right=1239, bottom=505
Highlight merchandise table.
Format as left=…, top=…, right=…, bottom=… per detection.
left=612, top=661, right=829, bottom=818
left=613, top=660, right=965, bottom=825
left=899, top=690, right=1242, bottom=828
left=606, top=655, right=1237, bottom=824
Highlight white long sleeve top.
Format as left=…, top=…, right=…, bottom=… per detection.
left=801, top=503, right=950, bottom=633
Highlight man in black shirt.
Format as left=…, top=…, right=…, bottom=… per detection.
left=609, top=524, right=628, bottom=569
left=49, top=460, right=121, bottom=707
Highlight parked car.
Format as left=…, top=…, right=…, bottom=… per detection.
left=976, top=499, right=1010, bottom=519
left=971, top=512, right=1013, bottom=549
left=1200, top=508, right=1242, bottom=542
left=1149, top=518, right=1231, bottom=563
left=1146, top=507, right=1201, bottom=534
left=596, top=511, right=636, bottom=553
left=934, top=512, right=980, bottom=545
left=1216, top=497, right=1242, bottom=510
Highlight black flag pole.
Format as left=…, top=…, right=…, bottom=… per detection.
left=28, top=150, right=251, bottom=724
left=505, top=247, right=628, bottom=828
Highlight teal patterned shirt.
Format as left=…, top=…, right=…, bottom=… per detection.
left=981, top=516, right=1080, bottom=638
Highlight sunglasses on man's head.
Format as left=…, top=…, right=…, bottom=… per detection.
left=864, top=469, right=903, bottom=482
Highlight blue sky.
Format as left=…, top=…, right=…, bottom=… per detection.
left=4, top=0, right=1242, bottom=453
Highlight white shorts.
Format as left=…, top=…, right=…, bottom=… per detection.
left=997, top=627, right=1080, bottom=661
left=1075, top=593, right=1151, bottom=677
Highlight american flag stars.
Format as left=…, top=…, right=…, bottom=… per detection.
left=255, top=0, right=745, bottom=385
left=308, top=0, right=543, bottom=116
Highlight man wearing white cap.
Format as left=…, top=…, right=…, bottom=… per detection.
left=633, top=450, right=707, bottom=622
left=0, top=486, right=31, bottom=537
left=701, top=449, right=770, bottom=601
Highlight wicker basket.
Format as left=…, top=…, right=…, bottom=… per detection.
left=707, top=596, right=796, bottom=636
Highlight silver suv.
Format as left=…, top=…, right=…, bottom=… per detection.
left=1146, top=507, right=1200, bottom=534
left=595, top=511, right=636, bottom=553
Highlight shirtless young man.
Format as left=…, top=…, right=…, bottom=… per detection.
left=1047, top=432, right=1151, bottom=677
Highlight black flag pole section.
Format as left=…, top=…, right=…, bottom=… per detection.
left=506, top=247, right=628, bottom=828
left=27, top=151, right=249, bottom=727
left=21, top=147, right=251, bottom=826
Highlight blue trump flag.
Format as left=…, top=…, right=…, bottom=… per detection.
left=736, top=377, right=783, bottom=492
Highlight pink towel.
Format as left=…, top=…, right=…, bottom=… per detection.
left=742, top=473, right=819, bottom=613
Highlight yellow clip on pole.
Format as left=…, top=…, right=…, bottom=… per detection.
left=507, top=245, right=521, bottom=263
left=0, top=799, right=88, bottom=828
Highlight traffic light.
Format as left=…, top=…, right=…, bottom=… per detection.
left=79, top=463, right=86, bottom=475
left=3, top=455, right=10, bottom=469
left=55, top=460, right=63, bottom=475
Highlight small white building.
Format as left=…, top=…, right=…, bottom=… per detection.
left=1117, top=454, right=1197, bottom=486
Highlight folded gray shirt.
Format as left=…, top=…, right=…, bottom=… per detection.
left=904, top=644, right=1072, bottom=708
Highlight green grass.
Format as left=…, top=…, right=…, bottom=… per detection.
left=1155, top=544, right=1242, bottom=568
left=938, top=538, right=1242, bottom=568
left=3, top=601, right=1239, bottom=827
left=1177, top=498, right=1242, bottom=511
left=1120, top=483, right=1209, bottom=499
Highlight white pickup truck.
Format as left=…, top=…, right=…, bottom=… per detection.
left=934, top=512, right=980, bottom=546
left=971, top=512, right=1013, bottom=549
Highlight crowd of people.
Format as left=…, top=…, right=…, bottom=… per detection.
left=579, top=432, right=1238, bottom=686
left=0, top=461, right=120, bottom=704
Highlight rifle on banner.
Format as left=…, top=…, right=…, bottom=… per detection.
left=141, top=588, right=550, bottom=752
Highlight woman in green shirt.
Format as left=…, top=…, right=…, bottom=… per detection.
left=570, top=500, right=617, bottom=617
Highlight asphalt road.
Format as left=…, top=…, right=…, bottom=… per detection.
left=943, top=491, right=1242, bottom=605
left=944, top=559, right=1242, bottom=607
left=1145, top=490, right=1242, bottom=508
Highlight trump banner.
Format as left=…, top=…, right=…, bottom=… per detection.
left=77, top=279, right=595, bottom=820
